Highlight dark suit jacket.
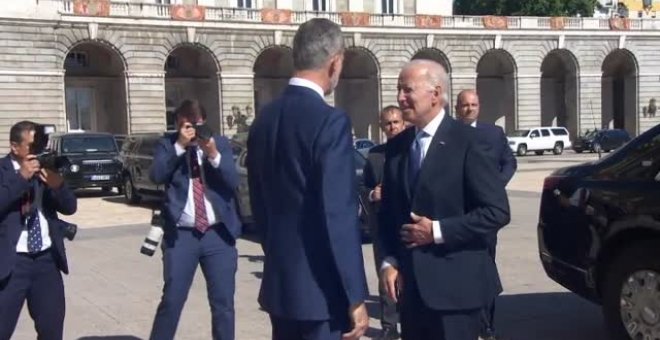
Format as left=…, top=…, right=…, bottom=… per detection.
left=360, top=144, right=386, bottom=238
left=378, top=115, right=511, bottom=311
left=475, top=122, right=517, bottom=185
left=0, top=156, right=77, bottom=280
left=150, top=133, right=241, bottom=240
left=247, top=85, right=369, bottom=321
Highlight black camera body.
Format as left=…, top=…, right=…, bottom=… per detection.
left=60, top=220, right=77, bottom=241
left=193, top=123, right=213, bottom=141
left=31, top=124, right=70, bottom=171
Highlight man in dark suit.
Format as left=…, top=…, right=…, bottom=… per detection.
left=455, top=89, right=516, bottom=340
left=361, top=105, right=405, bottom=340
left=378, top=60, right=510, bottom=340
left=149, top=100, right=240, bottom=340
left=247, top=18, right=369, bottom=340
left=0, top=121, right=77, bottom=340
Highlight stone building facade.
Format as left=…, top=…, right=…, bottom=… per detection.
left=0, top=0, right=659, bottom=151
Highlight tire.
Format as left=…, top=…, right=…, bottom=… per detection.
left=535, top=150, right=544, bottom=156
left=553, top=142, right=564, bottom=155
left=516, top=144, right=527, bottom=156
left=123, top=175, right=141, bottom=204
left=602, top=240, right=660, bottom=340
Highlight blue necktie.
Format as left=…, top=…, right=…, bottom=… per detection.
left=409, top=131, right=424, bottom=185
left=27, top=210, right=42, bottom=253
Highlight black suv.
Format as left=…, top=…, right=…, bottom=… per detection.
left=48, top=132, right=123, bottom=192
left=573, top=129, right=631, bottom=153
left=539, top=124, right=660, bottom=339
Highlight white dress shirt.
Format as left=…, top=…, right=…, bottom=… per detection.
left=173, top=143, right=221, bottom=228
left=289, top=77, right=325, bottom=99
left=382, top=109, right=446, bottom=271
left=13, top=160, right=51, bottom=253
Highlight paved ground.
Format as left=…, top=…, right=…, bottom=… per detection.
left=13, top=152, right=610, bottom=340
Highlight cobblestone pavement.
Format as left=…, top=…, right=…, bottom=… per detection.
left=13, top=152, right=608, bottom=340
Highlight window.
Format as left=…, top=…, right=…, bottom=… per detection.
left=313, top=0, right=327, bottom=11
left=541, top=130, right=550, bottom=137
left=61, top=136, right=117, bottom=154
left=530, top=130, right=540, bottom=138
left=607, top=131, right=660, bottom=181
left=65, top=52, right=88, bottom=69
left=551, top=128, right=568, bottom=136
left=237, top=0, right=253, bottom=8
left=381, top=0, right=395, bottom=14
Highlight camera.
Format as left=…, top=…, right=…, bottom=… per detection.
left=61, top=220, right=77, bottom=241
left=140, top=211, right=164, bottom=257
left=31, top=124, right=70, bottom=171
left=193, top=123, right=213, bottom=141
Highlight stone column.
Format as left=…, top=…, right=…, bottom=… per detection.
left=579, top=73, right=602, bottom=135
left=220, top=71, right=254, bottom=138
left=125, top=71, right=166, bottom=134
left=516, top=72, right=541, bottom=130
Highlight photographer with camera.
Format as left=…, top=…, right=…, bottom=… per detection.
left=0, top=121, right=77, bottom=340
left=149, top=100, right=241, bottom=340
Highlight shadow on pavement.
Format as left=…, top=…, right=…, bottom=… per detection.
left=74, top=188, right=120, bottom=198
left=78, top=337, right=142, bottom=340
left=100, top=196, right=159, bottom=210
left=495, top=292, right=606, bottom=340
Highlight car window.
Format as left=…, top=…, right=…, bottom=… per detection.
left=541, top=129, right=550, bottom=137
left=510, top=130, right=529, bottom=137
left=530, top=130, right=540, bottom=138
left=137, top=138, right=158, bottom=157
left=610, top=133, right=660, bottom=181
left=551, top=128, right=568, bottom=136
left=61, top=136, right=117, bottom=154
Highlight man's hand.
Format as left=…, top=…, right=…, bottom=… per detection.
left=380, top=266, right=402, bottom=303
left=371, top=184, right=382, bottom=202
left=177, top=122, right=196, bottom=148
left=400, top=212, right=434, bottom=248
left=198, top=137, right=219, bottom=159
left=39, top=169, right=64, bottom=189
left=342, top=302, right=368, bottom=340
left=19, top=155, right=40, bottom=180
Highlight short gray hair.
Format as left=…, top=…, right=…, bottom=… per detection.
left=293, top=18, right=344, bottom=71
left=404, top=59, right=449, bottom=95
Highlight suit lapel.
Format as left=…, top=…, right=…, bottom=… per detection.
left=396, top=128, right=415, bottom=202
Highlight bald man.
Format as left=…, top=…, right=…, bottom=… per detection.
left=455, top=90, right=516, bottom=340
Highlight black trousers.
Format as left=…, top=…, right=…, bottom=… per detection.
left=0, top=249, right=65, bottom=340
left=371, top=225, right=399, bottom=330
left=270, top=314, right=349, bottom=340
left=480, top=242, right=498, bottom=337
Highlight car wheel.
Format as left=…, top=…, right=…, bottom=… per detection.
left=553, top=142, right=564, bottom=155
left=516, top=144, right=527, bottom=156
left=602, top=241, right=660, bottom=340
left=535, top=150, right=544, bottom=156
left=124, top=175, right=141, bottom=204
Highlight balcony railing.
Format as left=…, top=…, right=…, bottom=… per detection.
left=54, top=0, right=660, bottom=31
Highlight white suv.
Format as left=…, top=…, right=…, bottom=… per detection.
left=507, top=127, right=572, bottom=156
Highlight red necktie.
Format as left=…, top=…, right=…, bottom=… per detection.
left=189, top=148, right=210, bottom=233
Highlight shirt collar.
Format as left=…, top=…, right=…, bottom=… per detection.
left=470, top=121, right=477, bottom=128
left=11, top=159, right=19, bottom=171
left=416, top=109, right=445, bottom=138
left=289, top=77, right=325, bottom=99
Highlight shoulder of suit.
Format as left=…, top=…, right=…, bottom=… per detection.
left=368, top=144, right=387, bottom=155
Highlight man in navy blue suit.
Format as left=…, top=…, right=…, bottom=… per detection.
left=0, top=121, right=77, bottom=340
left=149, top=100, right=240, bottom=340
left=247, top=18, right=369, bottom=340
left=455, top=89, right=516, bottom=340
left=379, top=60, right=510, bottom=340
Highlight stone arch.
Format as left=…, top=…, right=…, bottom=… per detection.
left=412, top=47, right=453, bottom=115
left=601, top=48, right=639, bottom=136
left=164, top=43, right=222, bottom=133
left=63, top=40, right=128, bottom=134
left=541, top=49, right=580, bottom=139
left=253, top=45, right=294, bottom=114
left=476, top=49, right=518, bottom=133
left=335, top=47, right=381, bottom=142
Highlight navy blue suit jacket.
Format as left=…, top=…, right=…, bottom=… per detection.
left=0, top=155, right=77, bottom=280
left=150, top=133, right=241, bottom=240
left=247, top=85, right=369, bottom=321
left=475, top=122, right=517, bottom=185
left=378, top=115, right=510, bottom=310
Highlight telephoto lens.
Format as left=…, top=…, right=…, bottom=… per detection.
left=140, top=212, right=164, bottom=256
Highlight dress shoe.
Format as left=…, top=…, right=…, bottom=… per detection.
left=378, top=326, right=400, bottom=340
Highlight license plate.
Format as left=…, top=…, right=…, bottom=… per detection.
left=91, top=175, right=111, bottom=181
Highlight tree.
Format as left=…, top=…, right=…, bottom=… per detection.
left=454, top=0, right=597, bottom=17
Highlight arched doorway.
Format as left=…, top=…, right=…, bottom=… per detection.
left=253, top=46, right=293, bottom=114
left=601, top=49, right=638, bottom=136
left=476, top=49, right=517, bottom=133
left=165, top=45, right=221, bottom=133
left=541, top=49, right=579, bottom=139
left=64, top=42, right=127, bottom=134
left=334, top=48, right=380, bottom=142
left=412, top=48, right=453, bottom=115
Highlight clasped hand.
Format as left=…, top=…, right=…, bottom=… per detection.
left=400, top=212, right=434, bottom=248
